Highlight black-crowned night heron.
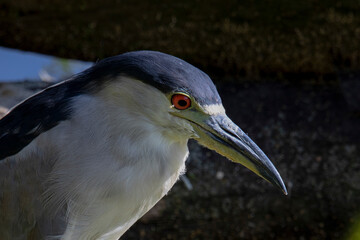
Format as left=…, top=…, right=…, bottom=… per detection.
left=0, top=51, right=287, bottom=239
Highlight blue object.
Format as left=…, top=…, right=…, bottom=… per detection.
left=0, top=46, right=92, bottom=82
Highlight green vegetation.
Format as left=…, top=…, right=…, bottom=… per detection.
left=0, top=0, right=359, bottom=81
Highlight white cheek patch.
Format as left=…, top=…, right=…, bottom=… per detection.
left=202, top=104, right=226, bottom=115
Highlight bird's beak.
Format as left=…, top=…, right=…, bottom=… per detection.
left=188, top=113, right=287, bottom=195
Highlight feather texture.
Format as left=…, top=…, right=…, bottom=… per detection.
left=0, top=77, right=194, bottom=239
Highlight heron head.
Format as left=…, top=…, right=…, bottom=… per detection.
left=91, top=51, right=287, bottom=194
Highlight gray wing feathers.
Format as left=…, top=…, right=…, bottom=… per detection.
left=0, top=81, right=81, bottom=160
left=0, top=81, right=82, bottom=239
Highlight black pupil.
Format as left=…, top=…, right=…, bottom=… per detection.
left=178, top=99, right=187, bottom=107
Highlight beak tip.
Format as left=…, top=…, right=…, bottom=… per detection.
left=259, top=164, right=288, bottom=196
left=265, top=168, right=288, bottom=196
left=281, top=186, right=288, bottom=196
left=276, top=179, right=288, bottom=196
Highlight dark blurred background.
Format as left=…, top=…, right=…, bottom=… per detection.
left=0, top=0, right=360, bottom=239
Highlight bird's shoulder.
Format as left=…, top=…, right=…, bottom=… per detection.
left=0, top=81, right=80, bottom=160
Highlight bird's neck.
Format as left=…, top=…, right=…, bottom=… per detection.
left=40, top=94, right=190, bottom=239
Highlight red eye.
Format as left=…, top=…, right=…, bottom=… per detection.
left=171, top=94, right=191, bottom=110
